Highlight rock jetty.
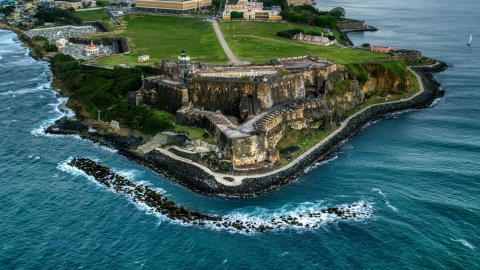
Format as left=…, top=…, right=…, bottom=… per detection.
left=69, top=158, right=372, bottom=233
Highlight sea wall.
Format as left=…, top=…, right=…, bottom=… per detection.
left=337, top=20, right=366, bottom=31
left=339, top=26, right=378, bottom=47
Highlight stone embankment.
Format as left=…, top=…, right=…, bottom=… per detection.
left=47, top=62, right=447, bottom=196
left=69, top=157, right=371, bottom=233
left=341, top=26, right=378, bottom=47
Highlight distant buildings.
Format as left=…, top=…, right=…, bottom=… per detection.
left=136, top=0, right=212, bottom=12
left=222, top=0, right=282, bottom=21
left=370, top=46, right=391, bottom=53
left=54, top=1, right=97, bottom=10
left=292, top=32, right=336, bottom=46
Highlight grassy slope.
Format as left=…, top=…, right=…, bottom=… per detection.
left=87, top=14, right=228, bottom=66
left=218, top=21, right=388, bottom=64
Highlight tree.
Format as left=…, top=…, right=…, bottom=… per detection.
left=288, top=13, right=306, bottom=23
left=68, top=7, right=76, bottom=13
left=131, top=3, right=136, bottom=7
left=329, top=7, right=345, bottom=19
left=0, top=5, right=15, bottom=16
left=230, top=11, right=243, bottom=19
left=315, top=15, right=328, bottom=27
left=96, top=1, right=107, bottom=7
left=325, top=15, right=337, bottom=28
left=361, top=43, right=371, bottom=48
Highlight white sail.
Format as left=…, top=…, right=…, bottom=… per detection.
left=468, top=35, right=472, bottom=44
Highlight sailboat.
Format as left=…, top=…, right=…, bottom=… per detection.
left=467, top=35, right=472, bottom=46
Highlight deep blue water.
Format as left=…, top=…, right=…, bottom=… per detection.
left=1, top=0, right=479, bottom=268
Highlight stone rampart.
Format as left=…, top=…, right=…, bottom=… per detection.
left=188, top=68, right=332, bottom=117
left=149, top=80, right=186, bottom=113
left=337, top=20, right=366, bottom=31
left=399, top=50, right=422, bottom=62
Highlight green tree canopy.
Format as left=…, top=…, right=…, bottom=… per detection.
left=329, top=7, right=345, bottom=19
left=230, top=11, right=244, bottom=19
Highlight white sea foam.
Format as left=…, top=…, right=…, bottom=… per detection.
left=385, top=200, right=399, bottom=212
left=57, top=159, right=100, bottom=186
left=372, top=188, right=387, bottom=198
left=450, top=238, right=475, bottom=249
left=373, top=188, right=399, bottom=212
left=429, top=95, right=445, bottom=108
left=0, top=85, right=45, bottom=96
left=203, top=200, right=374, bottom=234
left=280, top=251, right=290, bottom=257
left=66, top=158, right=374, bottom=234
left=31, top=97, right=74, bottom=136
left=303, top=155, right=338, bottom=173
left=116, top=169, right=141, bottom=181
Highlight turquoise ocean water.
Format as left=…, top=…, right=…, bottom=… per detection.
left=1, top=0, right=479, bottom=268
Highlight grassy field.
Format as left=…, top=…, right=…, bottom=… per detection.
left=218, top=21, right=388, bottom=64
left=74, top=9, right=110, bottom=22
left=141, top=110, right=213, bottom=142
left=85, top=14, right=228, bottom=66
left=77, top=14, right=388, bottom=66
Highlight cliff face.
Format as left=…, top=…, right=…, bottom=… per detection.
left=325, top=80, right=364, bottom=117
left=362, top=63, right=414, bottom=93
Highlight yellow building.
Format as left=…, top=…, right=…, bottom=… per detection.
left=222, top=0, right=282, bottom=21
left=136, top=0, right=212, bottom=11
left=225, top=0, right=259, bottom=10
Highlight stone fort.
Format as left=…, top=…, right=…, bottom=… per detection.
left=127, top=51, right=365, bottom=171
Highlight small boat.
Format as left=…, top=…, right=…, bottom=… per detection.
left=467, top=35, right=472, bottom=46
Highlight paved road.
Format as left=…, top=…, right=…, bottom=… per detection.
left=211, top=21, right=250, bottom=66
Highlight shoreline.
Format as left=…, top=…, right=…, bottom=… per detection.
left=0, top=25, right=46, bottom=60
left=2, top=27, right=448, bottom=196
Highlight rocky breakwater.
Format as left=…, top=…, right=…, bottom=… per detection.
left=68, top=158, right=372, bottom=233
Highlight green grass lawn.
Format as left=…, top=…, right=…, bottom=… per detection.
left=218, top=21, right=388, bottom=64
left=275, top=127, right=329, bottom=169
left=74, top=9, right=110, bottom=22
left=86, top=14, right=228, bottom=66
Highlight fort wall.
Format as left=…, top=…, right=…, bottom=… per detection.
left=188, top=67, right=334, bottom=117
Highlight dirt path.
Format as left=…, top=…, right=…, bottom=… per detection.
left=211, top=21, right=250, bottom=66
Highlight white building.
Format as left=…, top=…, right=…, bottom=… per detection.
left=138, top=55, right=150, bottom=62
left=85, top=41, right=99, bottom=55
